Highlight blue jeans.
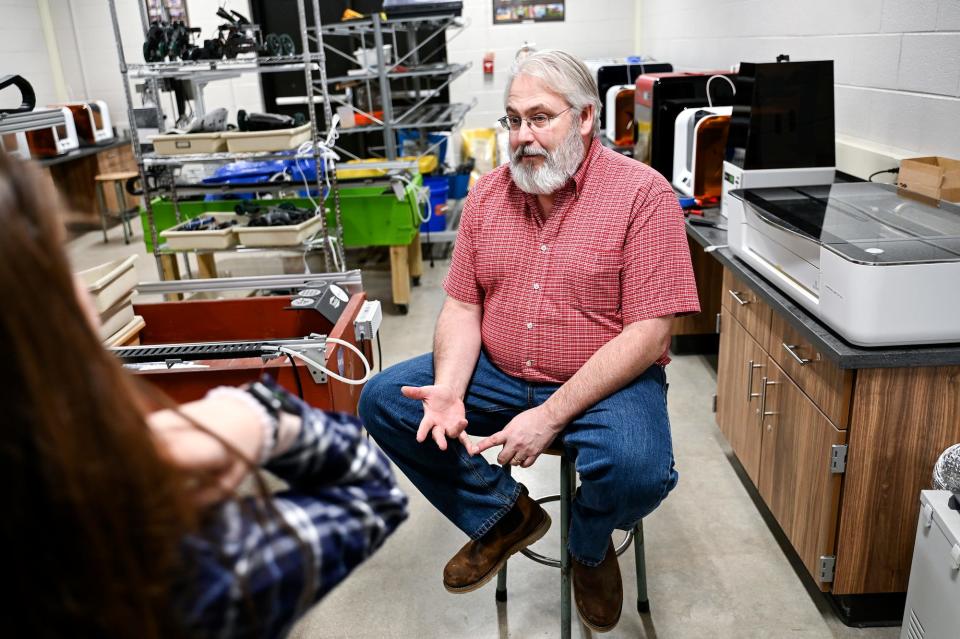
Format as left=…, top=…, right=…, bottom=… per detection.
left=358, top=350, right=678, bottom=566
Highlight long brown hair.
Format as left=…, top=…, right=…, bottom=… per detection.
left=0, top=152, right=198, bottom=637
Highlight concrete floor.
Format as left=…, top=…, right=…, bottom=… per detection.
left=69, top=220, right=902, bottom=639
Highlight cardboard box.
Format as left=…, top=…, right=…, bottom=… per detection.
left=898, top=156, right=960, bottom=203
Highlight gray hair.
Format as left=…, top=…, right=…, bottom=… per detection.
left=504, top=49, right=602, bottom=138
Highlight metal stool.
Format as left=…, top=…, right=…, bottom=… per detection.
left=95, top=171, right=139, bottom=244
left=496, top=441, right=648, bottom=639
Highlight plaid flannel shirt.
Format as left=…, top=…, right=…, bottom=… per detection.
left=176, top=386, right=408, bottom=639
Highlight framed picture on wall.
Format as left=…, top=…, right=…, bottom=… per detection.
left=493, top=0, right=564, bottom=24
left=145, top=0, right=188, bottom=23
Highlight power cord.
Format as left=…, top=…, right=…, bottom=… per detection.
left=286, top=353, right=305, bottom=399
left=276, top=336, right=372, bottom=385
left=868, top=168, right=899, bottom=183
left=706, top=74, right=736, bottom=108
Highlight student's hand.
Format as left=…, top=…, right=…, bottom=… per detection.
left=401, top=384, right=472, bottom=453
left=473, top=405, right=563, bottom=468
left=148, top=395, right=264, bottom=505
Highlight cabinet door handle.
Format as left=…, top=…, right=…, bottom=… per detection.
left=782, top=342, right=811, bottom=365
left=760, top=377, right=779, bottom=418
left=728, top=289, right=750, bottom=306
left=746, top=359, right=763, bottom=401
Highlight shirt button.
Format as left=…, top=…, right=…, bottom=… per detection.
left=540, top=244, right=548, bottom=252
left=526, top=322, right=534, bottom=329
left=533, top=283, right=540, bottom=290
left=526, top=360, right=533, bottom=366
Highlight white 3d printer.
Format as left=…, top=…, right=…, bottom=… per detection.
left=672, top=106, right=731, bottom=198
left=727, top=182, right=960, bottom=346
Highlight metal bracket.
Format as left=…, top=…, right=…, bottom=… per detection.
left=716, top=312, right=722, bottom=334
left=830, top=445, right=848, bottom=474
left=299, top=347, right=328, bottom=384
left=819, top=555, right=836, bottom=583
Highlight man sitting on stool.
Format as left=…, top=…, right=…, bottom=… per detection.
left=360, top=49, right=699, bottom=632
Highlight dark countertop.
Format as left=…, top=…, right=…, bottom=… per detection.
left=685, top=208, right=960, bottom=369
left=38, top=137, right=131, bottom=167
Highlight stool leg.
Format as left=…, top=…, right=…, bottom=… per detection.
left=635, top=520, right=649, bottom=614
left=560, top=456, right=574, bottom=639
left=495, top=464, right=511, bottom=602
left=114, top=182, right=130, bottom=244
left=95, top=181, right=109, bottom=243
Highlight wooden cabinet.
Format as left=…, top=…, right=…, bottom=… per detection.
left=672, top=236, right=723, bottom=336
left=722, top=268, right=772, bottom=347
left=714, top=265, right=960, bottom=598
left=769, top=313, right=853, bottom=429
left=716, top=308, right=766, bottom=483
left=758, top=357, right=845, bottom=590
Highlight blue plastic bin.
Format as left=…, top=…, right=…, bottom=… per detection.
left=421, top=175, right=448, bottom=232
left=447, top=172, right=469, bottom=199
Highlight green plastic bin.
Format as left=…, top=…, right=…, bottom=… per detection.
left=140, top=175, right=422, bottom=253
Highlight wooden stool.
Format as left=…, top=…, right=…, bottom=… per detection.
left=496, top=440, right=648, bottom=639
left=95, top=171, right=139, bottom=244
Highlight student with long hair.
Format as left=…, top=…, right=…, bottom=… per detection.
left=0, top=151, right=407, bottom=638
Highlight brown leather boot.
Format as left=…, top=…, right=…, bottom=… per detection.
left=572, top=539, right=622, bottom=632
left=443, top=486, right=551, bottom=593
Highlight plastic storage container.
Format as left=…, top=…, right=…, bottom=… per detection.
left=447, top=172, right=470, bottom=199
left=143, top=175, right=422, bottom=251
left=98, top=292, right=135, bottom=341
left=151, top=132, right=226, bottom=155
left=160, top=213, right=246, bottom=250
left=421, top=176, right=448, bottom=232
left=234, top=213, right=324, bottom=247
left=76, top=255, right=138, bottom=313
left=221, top=123, right=312, bottom=153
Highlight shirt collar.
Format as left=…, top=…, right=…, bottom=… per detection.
left=518, top=136, right=602, bottom=210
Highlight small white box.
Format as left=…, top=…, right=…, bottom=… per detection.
left=76, top=255, right=138, bottom=314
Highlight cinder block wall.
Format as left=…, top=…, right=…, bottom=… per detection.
left=639, top=0, right=960, bottom=158
left=448, top=0, right=639, bottom=129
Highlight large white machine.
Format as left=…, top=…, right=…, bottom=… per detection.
left=727, top=182, right=960, bottom=346
left=900, top=491, right=960, bottom=639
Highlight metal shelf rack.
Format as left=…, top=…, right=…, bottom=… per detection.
left=107, top=0, right=347, bottom=277
left=310, top=12, right=474, bottom=161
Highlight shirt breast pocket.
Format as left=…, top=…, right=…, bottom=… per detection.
left=560, top=250, right=622, bottom=313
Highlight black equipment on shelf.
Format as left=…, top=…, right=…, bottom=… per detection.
left=0, top=75, right=36, bottom=114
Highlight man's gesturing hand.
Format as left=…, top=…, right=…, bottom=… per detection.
left=473, top=406, right=562, bottom=468
left=401, top=384, right=473, bottom=452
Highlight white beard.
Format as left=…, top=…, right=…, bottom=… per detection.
left=509, top=120, right=586, bottom=195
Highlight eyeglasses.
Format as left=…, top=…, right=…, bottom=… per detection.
left=498, top=107, right=574, bottom=132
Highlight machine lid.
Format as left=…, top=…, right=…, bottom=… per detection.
left=738, top=182, right=960, bottom=265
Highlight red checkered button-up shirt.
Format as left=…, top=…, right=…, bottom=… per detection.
left=443, top=137, right=700, bottom=384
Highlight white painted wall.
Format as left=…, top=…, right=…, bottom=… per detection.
left=448, top=0, right=640, bottom=129
left=639, top=0, right=960, bottom=164
left=0, top=0, right=58, bottom=111
left=1, top=0, right=262, bottom=129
